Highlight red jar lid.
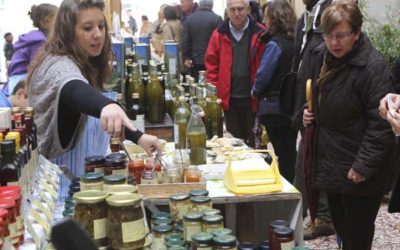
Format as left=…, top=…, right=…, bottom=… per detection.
left=0, top=208, right=9, bottom=218
left=0, top=199, right=15, bottom=209
left=0, top=186, right=20, bottom=195
left=0, top=193, right=21, bottom=202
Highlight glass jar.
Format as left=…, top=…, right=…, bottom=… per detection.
left=80, top=172, right=104, bottom=191
left=183, top=212, right=203, bottom=242
left=141, top=170, right=158, bottom=185
left=268, top=219, right=289, bottom=247
left=174, top=223, right=184, bottom=234
left=184, top=166, right=201, bottom=183
left=202, top=208, right=221, bottom=217
left=164, top=233, right=183, bottom=245
left=165, top=237, right=186, bottom=248
left=110, top=137, right=122, bottom=152
left=128, top=158, right=145, bottom=184
left=273, top=227, right=294, bottom=250
left=64, top=196, right=76, bottom=209
left=104, top=157, right=127, bottom=176
left=62, top=208, right=74, bottom=218
left=0, top=208, right=10, bottom=249
left=73, top=191, right=108, bottom=247
left=0, top=192, right=23, bottom=243
left=0, top=199, right=18, bottom=248
left=103, top=175, right=127, bottom=192
left=213, top=235, right=237, bottom=250
left=151, top=212, right=171, bottom=228
left=189, top=196, right=212, bottom=213
left=164, top=166, right=182, bottom=183
left=202, top=215, right=223, bottom=234
left=237, top=242, right=257, bottom=250
left=169, top=193, right=190, bottom=223
left=145, top=156, right=163, bottom=183
left=106, top=194, right=146, bottom=250
left=258, top=240, right=270, bottom=250
left=153, top=218, right=173, bottom=228
left=173, top=149, right=189, bottom=182
left=211, top=228, right=232, bottom=237
left=190, top=189, right=209, bottom=197
left=107, top=184, right=138, bottom=196
left=84, top=156, right=105, bottom=173
left=191, top=232, right=213, bottom=250
left=152, top=224, right=173, bottom=250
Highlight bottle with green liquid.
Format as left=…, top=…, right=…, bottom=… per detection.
left=145, top=61, right=164, bottom=123
left=186, top=97, right=207, bottom=165
left=174, top=96, right=191, bottom=149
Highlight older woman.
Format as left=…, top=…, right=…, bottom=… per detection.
left=302, top=1, right=395, bottom=249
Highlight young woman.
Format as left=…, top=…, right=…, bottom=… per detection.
left=3, top=3, right=58, bottom=96
left=27, top=0, right=162, bottom=197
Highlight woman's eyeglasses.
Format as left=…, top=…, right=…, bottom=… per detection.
left=323, top=31, right=354, bottom=42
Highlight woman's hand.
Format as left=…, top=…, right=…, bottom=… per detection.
left=137, top=134, right=163, bottom=156
left=347, top=168, right=366, bottom=184
left=379, top=93, right=400, bottom=119
left=303, top=108, right=315, bottom=127
left=100, top=103, right=136, bottom=138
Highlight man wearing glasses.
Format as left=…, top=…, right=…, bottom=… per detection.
left=205, top=0, right=265, bottom=146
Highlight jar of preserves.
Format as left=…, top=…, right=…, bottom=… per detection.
left=84, top=156, right=106, bottom=173
left=211, top=228, right=232, bottom=237
left=106, top=194, right=146, bottom=250
left=167, top=246, right=186, bottom=250
left=183, top=212, right=203, bottom=242
left=169, top=193, right=190, bottom=223
left=145, top=156, right=163, bottom=183
left=237, top=242, right=257, bottom=250
left=68, top=184, right=81, bottom=197
left=0, top=208, right=10, bottom=249
left=64, top=196, right=76, bottom=209
left=73, top=191, right=108, bottom=247
left=104, top=157, right=127, bottom=176
left=164, top=166, right=182, bottom=183
left=0, top=191, right=23, bottom=243
left=190, top=189, right=209, bottom=197
left=106, top=152, right=127, bottom=160
left=110, top=137, right=122, bottom=152
left=191, top=232, right=213, bottom=250
left=189, top=196, right=212, bottom=213
left=151, top=212, right=171, bottom=228
left=80, top=172, right=104, bottom=191
left=202, top=208, right=220, bottom=217
left=184, top=166, right=201, bottom=183
left=202, top=215, right=223, bottom=234
left=128, top=158, right=145, bottom=184
left=213, top=235, right=237, bottom=250
left=152, top=224, right=173, bottom=250
left=103, top=175, right=127, bottom=192
left=272, top=227, right=294, bottom=250
left=0, top=199, right=18, bottom=248
left=107, top=184, right=138, bottom=196
left=268, top=219, right=289, bottom=248
left=141, top=170, right=158, bottom=185
left=153, top=218, right=173, bottom=228
left=174, top=223, right=184, bottom=234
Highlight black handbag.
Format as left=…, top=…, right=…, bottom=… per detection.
left=258, top=95, right=280, bottom=116
left=279, top=71, right=297, bottom=116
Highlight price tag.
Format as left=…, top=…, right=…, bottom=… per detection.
left=33, top=199, right=53, bottom=222
left=26, top=220, right=41, bottom=248
left=40, top=179, right=58, bottom=199
left=31, top=209, right=51, bottom=235
left=38, top=189, right=55, bottom=211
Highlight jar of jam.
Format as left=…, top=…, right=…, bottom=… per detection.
left=211, top=228, right=232, bottom=237
left=128, top=158, right=145, bottom=184
left=80, top=172, right=104, bottom=191
left=106, top=152, right=127, bottom=161
left=110, top=137, right=122, bottom=152
left=106, top=194, right=146, bottom=250
left=202, top=208, right=221, bottom=217
left=190, top=189, right=209, bottom=197
left=152, top=224, right=173, bottom=250
left=107, top=184, right=138, bottom=196
left=103, top=175, right=127, bottom=192
left=105, top=157, right=127, bottom=176
left=237, top=242, right=257, bottom=250
left=84, top=156, right=105, bottom=173
left=151, top=212, right=171, bottom=228
left=0, top=199, right=18, bottom=248
left=189, top=196, right=212, bottom=213
left=202, top=215, right=223, bottom=234
left=183, top=212, right=203, bottom=242
left=213, top=235, right=237, bottom=250
left=169, top=193, right=190, bottom=223
left=0, top=192, right=23, bottom=243
left=268, top=219, right=289, bottom=247
left=184, top=166, right=201, bottom=183
left=140, top=170, right=158, bottom=185
left=0, top=208, right=10, bottom=249
left=73, top=191, right=109, bottom=248
left=272, top=227, right=294, bottom=250
left=191, top=232, right=213, bottom=250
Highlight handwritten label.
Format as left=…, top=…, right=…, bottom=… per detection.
left=26, top=220, right=41, bottom=248
left=121, top=218, right=145, bottom=243
left=31, top=209, right=51, bottom=234
left=38, top=190, right=55, bottom=211
left=33, top=199, right=53, bottom=221
left=40, top=180, right=58, bottom=199
left=93, top=218, right=107, bottom=239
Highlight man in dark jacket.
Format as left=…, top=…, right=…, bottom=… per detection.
left=205, top=0, right=265, bottom=146
left=291, top=0, right=335, bottom=240
left=182, top=0, right=223, bottom=81
left=3, top=32, right=14, bottom=65
left=179, top=0, right=198, bottom=22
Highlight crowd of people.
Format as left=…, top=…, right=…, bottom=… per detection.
left=1, top=0, right=400, bottom=249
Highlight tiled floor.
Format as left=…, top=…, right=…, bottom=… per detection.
left=303, top=203, right=400, bottom=250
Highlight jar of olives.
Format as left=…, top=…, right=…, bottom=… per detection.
left=103, top=175, right=126, bottom=192
left=211, top=228, right=232, bottom=237
left=189, top=196, right=212, bottom=213
left=73, top=191, right=109, bottom=248
left=202, top=215, right=223, bottom=234
left=189, top=189, right=209, bottom=197
left=183, top=212, right=203, bottom=242
left=107, top=184, right=138, bottom=196
left=80, top=172, right=104, bottom=191
left=202, top=208, right=220, bottom=217
left=191, top=232, right=213, bottom=250
left=169, top=194, right=190, bottom=223
left=213, top=235, right=237, bottom=250
left=152, top=224, right=173, bottom=250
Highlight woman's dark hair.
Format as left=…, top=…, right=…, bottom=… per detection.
left=321, top=0, right=363, bottom=34
left=141, top=15, right=148, bottom=21
left=27, top=0, right=113, bottom=90
left=28, top=3, right=58, bottom=30
left=164, top=5, right=178, bottom=20
left=265, top=0, right=297, bottom=38
left=249, top=1, right=263, bottom=23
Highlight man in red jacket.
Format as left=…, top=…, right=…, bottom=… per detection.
left=205, top=0, right=265, bottom=146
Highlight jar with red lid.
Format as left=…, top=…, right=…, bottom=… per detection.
left=0, top=199, right=18, bottom=248
left=128, top=158, right=145, bottom=184
left=84, top=156, right=106, bottom=173
left=0, top=192, right=23, bottom=243
left=0, top=208, right=9, bottom=249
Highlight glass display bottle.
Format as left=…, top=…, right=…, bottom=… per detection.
left=208, top=85, right=223, bottom=138
left=186, top=97, right=207, bottom=165
left=174, top=96, right=191, bottom=149
left=129, top=63, right=145, bottom=110
left=129, top=93, right=145, bottom=132
left=146, top=61, right=164, bottom=123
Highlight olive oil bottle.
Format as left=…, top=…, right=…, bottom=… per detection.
left=186, top=97, right=207, bottom=165
left=208, top=85, right=223, bottom=138
left=174, top=96, right=191, bottom=149
left=145, top=61, right=164, bottom=123
left=128, top=63, right=145, bottom=110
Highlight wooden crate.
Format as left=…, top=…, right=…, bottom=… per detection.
left=138, top=182, right=206, bottom=199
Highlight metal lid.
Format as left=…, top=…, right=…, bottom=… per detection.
left=107, top=184, right=138, bottom=195
left=273, top=226, right=294, bottom=237
left=166, top=246, right=186, bottom=250
left=270, top=219, right=289, bottom=229
left=211, top=228, right=232, bottom=237
left=238, top=242, right=257, bottom=250
left=174, top=223, right=184, bottom=232
left=153, top=224, right=173, bottom=233
left=258, top=240, right=270, bottom=250
left=105, top=152, right=127, bottom=160
left=189, top=189, right=209, bottom=197
left=85, top=156, right=105, bottom=165
left=105, top=157, right=126, bottom=167
left=62, top=208, right=74, bottom=217
left=202, top=208, right=220, bottom=216
left=0, top=140, right=14, bottom=152
left=164, top=233, right=183, bottom=243
left=106, top=193, right=142, bottom=207
left=183, top=212, right=203, bottom=221
left=110, top=137, right=120, bottom=145
left=190, top=196, right=211, bottom=204
left=154, top=218, right=172, bottom=226
left=81, top=172, right=104, bottom=181
left=165, top=238, right=185, bottom=247
left=103, top=174, right=126, bottom=183
left=213, top=235, right=237, bottom=246
left=169, top=193, right=190, bottom=201
left=73, top=190, right=108, bottom=204
left=152, top=211, right=171, bottom=220
left=191, top=232, right=213, bottom=244
left=202, top=214, right=223, bottom=223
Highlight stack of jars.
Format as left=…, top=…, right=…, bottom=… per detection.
left=0, top=185, right=23, bottom=248
left=268, top=219, right=295, bottom=250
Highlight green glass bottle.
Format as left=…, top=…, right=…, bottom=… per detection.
left=196, top=86, right=209, bottom=137
left=146, top=61, right=164, bottom=123
left=128, top=63, right=145, bottom=110
left=186, top=97, right=207, bottom=165
left=174, top=96, right=191, bottom=149
left=208, top=85, right=223, bottom=138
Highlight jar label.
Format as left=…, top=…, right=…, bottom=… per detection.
left=112, top=168, right=127, bottom=176
left=93, top=218, right=107, bottom=239
left=9, top=222, right=17, bottom=238
left=281, top=241, right=295, bottom=250
left=17, top=215, right=23, bottom=231
left=121, top=218, right=146, bottom=243
left=184, top=224, right=202, bottom=241
left=152, top=237, right=166, bottom=250
left=94, top=167, right=104, bottom=173
left=176, top=203, right=189, bottom=221
left=81, top=183, right=103, bottom=191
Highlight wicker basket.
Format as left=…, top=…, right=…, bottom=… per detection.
left=137, top=182, right=206, bottom=199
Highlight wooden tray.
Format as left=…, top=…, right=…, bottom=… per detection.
left=138, top=182, right=206, bottom=199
